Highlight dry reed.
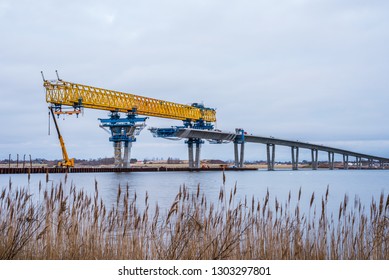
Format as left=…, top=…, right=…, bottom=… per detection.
left=0, top=175, right=388, bottom=260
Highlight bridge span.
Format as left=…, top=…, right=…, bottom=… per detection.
left=43, top=77, right=389, bottom=170
left=172, top=128, right=389, bottom=170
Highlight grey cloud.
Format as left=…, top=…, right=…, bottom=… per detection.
left=1, top=0, right=389, bottom=161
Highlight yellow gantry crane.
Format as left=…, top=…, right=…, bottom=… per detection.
left=43, top=74, right=216, bottom=167
left=44, top=79, right=216, bottom=122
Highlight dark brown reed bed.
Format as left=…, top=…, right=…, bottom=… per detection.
left=0, top=176, right=388, bottom=260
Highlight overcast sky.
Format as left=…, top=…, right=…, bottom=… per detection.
left=1, top=0, right=389, bottom=162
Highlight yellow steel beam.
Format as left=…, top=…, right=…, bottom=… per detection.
left=44, top=80, right=216, bottom=122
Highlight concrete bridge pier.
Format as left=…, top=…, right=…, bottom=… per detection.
left=113, top=141, right=133, bottom=168
left=267, top=144, right=276, bottom=171
left=356, top=156, right=362, bottom=169
left=122, top=141, right=132, bottom=168
left=368, top=159, right=373, bottom=168
left=113, top=142, right=122, bottom=167
left=195, top=141, right=202, bottom=168
left=234, top=142, right=245, bottom=168
left=187, top=138, right=203, bottom=168
left=343, top=154, right=349, bottom=170
left=311, top=149, right=318, bottom=170
left=187, top=140, right=194, bottom=168
left=291, top=146, right=299, bottom=170
left=328, top=151, right=335, bottom=170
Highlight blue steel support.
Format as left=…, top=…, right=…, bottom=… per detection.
left=99, top=111, right=147, bottom=167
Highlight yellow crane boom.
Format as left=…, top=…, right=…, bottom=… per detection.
left=49, top=106, right=75, bottom=168
left=44, top=79, right=216, bottom=122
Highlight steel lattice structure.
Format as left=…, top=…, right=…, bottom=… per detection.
left=44, top=79, right=216, bottom=122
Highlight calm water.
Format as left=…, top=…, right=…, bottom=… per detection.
left=2, top=169, right=389, bottom=215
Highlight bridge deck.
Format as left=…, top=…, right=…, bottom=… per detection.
left=175, top=128, right=389, bottom=162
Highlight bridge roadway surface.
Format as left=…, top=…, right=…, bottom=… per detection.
left=175, top=128, right=389, bottom=169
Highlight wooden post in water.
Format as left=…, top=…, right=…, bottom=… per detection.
left=46, top=168, right=49, bottom=182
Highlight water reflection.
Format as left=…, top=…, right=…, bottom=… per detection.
left=1, top=170, right=389, bottom=215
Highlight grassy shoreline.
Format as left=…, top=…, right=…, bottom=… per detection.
left=0, top=177, right=388, bottom=260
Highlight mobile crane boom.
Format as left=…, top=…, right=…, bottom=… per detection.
left=49, top=106, right=75, bottom=167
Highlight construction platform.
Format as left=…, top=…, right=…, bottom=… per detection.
left=0, top=166, right=258, bottom=174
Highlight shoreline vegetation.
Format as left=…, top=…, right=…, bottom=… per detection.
left=3, top=159, right=388, bottom=170
left=0, top=175, right=388, bottom=260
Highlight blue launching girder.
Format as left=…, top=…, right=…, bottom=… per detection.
left=149, top=119, right=214, bottom=139
left=149, top=126, right=182, bottom=139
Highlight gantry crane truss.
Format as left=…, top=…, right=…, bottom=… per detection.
left=43, top=77, right=216, bottom=167
left=44, top=79, right=216, bottom=122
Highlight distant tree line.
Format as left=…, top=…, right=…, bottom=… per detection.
left=167, top=157, right=182, bottom=164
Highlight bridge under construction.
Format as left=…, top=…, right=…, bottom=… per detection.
left=42, top=72, right=389, bottom=170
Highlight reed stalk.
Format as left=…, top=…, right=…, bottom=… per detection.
left=0, top=177, right=388, bottom=260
